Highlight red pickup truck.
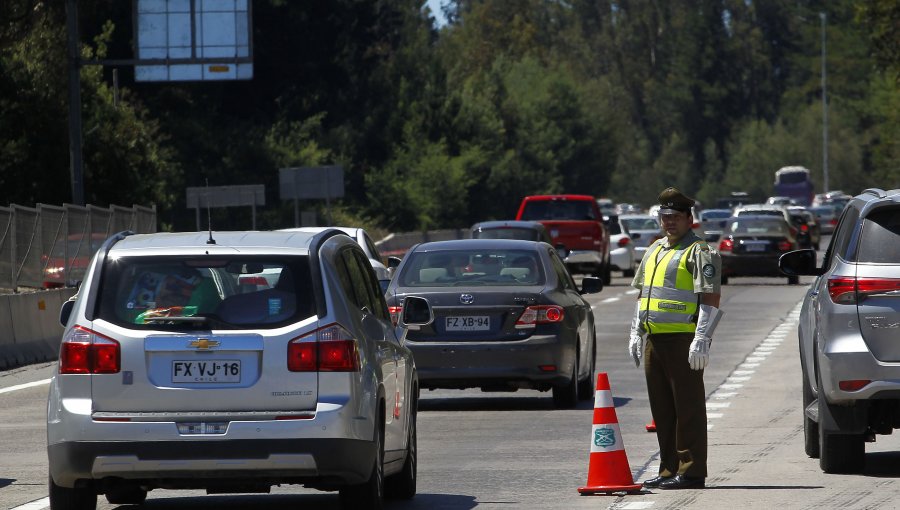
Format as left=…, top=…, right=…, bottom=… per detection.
left=515, top=195, right=611, bottom=284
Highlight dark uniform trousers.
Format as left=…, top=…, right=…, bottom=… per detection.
left=645, top=332, right=708, bottom=478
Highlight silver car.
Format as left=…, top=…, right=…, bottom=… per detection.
left=620, top=214, right=662, bottom=263
left=780, top=188, right=900, bottom=474
left=47, top=230, right=431, bottom=509
left=385, top=239, right=602, bottom=409
left=281, top=226, right=391, bottom=292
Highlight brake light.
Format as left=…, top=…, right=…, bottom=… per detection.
left=827, top=277, right=857, bottom=303
left=719, top=239, right=733, bottom=252
left=388, top=306, right=403, bottom=326
left=515, top=305, right=565, bottom=328
left=839, top=380, right=871, bottom=392
left=617, top=237, right=630, bottom=248
left=857, top=278, right=900, bottom=299
left=288, top=323, right=360, bottom=372
left=777, top=239, right=794, bottom=251
left=800, top=224, right=809, bottom=232
left=238, top=276, right=269, bottom=287
left=829, top=218, right=838, bottom=226
left=59, top=325, right=120, bottom=374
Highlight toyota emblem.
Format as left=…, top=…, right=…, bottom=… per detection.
left=459, top=294, right=475, bottom=305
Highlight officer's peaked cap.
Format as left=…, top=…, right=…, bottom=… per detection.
left=657, top=187, right=695, bottom=214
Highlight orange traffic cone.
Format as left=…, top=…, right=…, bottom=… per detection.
left=577, top=373, right=643, bottom=495
left=646, top=419, right=656, bottom=432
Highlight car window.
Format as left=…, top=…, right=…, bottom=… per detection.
left=520, top=200, right=596, bottom=221
left=856, top=208, right=900, bottom=264
left=831, top=205, right=861, bottom=262
left=97, top=256, right=313, bottom=329
left=399, top=249, right=544, bottom=286
left=474, top=227, right=542, bottom=241
left=622, top=217, right=660, bottom=231
left=362, top=233, right=382, bottom=264
left=340, top=248, right=377, bottom=314
left=549, top=249, right=576, bottom=291
left=353, top=249, right=390, bottom=321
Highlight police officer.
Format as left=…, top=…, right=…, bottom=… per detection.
left=628, top=187, right=724, bottom=490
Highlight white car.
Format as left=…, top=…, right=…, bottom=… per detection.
left=604, top=215, right=636, bottom=276
left=281, top=227, right=391, bottom=292
left=620, top=214, right=662, bottom=263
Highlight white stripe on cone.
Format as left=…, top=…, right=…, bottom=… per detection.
left=593, top=389, right=613, bottom=409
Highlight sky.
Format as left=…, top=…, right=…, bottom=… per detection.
left=423, top=0, right=449, bottom=28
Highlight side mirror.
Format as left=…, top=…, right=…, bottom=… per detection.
left=778, top=249, right=822, bottom=277
left=387, top=256, right=402, bottom=269
left=59, top=298, right=76, bottom=327
left=400, top=296, right=433, bottom=327
left=555, top=244, right=569, bottom=259
left=580, top=276, right=603, bottom=294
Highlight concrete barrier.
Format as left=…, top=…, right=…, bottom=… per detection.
left=0, top=288, right=77, bottom=370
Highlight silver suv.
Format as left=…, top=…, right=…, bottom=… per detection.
left=47, top=230, right=432, bottom=509
left=779, top=188, right=900, bottom=473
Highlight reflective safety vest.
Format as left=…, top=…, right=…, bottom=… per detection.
left=639, top=240, right=701, bottom=334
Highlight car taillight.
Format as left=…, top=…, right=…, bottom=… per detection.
left=288, top=323, right=360, bottom=372
left=719, top=239, right=733, bottom=252
left=515, top=305, right=565, bottom=328
left=839, top=380, right=871, bottom=391
left=238, top=276, right=269, bottom=287
left=857, top=278, right=900, bottom=300
left=829, top=218, right=838, bottom=226
left=800, top=224, right=809, bottom=232
left=777, top=239, right=794, bottom=251
left=827, top=277, right=857, bottom=304
left=388, top=306, right=403, bottom=326
left=59, top=325, right=120, bottom=374
left=617, top=237, right=630, bottom=248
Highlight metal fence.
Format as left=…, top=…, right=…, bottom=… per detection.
left=0, top=204, right=156, bottom=291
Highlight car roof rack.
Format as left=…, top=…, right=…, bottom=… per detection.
left=861, top=188, right=886, bottom=198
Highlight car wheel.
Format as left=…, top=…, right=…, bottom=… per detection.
left=577, top=338, right=595, bottom=400
left=340, top=418, right=385, bottom=509
left=49, top=473, right=97, bottom=510
left=721, top=275, right=729, bottom=285
left=788, top=275, right=799, bottom=285
left=603, top=263, right=612, bottom=285
left=801, top=365, right=820, bottom=458
left=553, top=353, right=578, bottom=409
left=385, top=398, right=417, bottom=500
left=105, top=485, right=147, bottom=505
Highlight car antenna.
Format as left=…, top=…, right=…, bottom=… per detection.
left=205, top=179, right=216, bottom=245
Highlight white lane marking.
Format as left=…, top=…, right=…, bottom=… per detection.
left=601, top=297, right=621, bottom=303
left=0, top=379, right=51, bottom=395
left=727, top=376, right=751, bottom=383
left=626, top=289, right=639, bottom=295
left=739, top=363, right=760, bottom=369
left=619, top=502, right=655, bottom=509
left=10, top=497, right=49, bottom=510
left=745, top=356, right=767, bottom=363
left=719, top=383, right=743, bottom=390
left=707, top=402, right=731, bottom=409
left=711, top=392, right=737, bottom=399
left=707, top=423, right=714, bottom=430
left=732, top=370, right=755, bottom=376
left=707, top=412, right=724, bottom=419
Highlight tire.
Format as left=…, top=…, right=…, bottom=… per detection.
left=801, top=366, right=820, bottom=458
left=385, top=399, right=417, bottom=500
left=340, top=417, right=385, bottom=510
left=602, top=263, right=612, bottom=285
left=553, top=353, right=578, bottom=409
left=49, top=473, right=97, bottom=510
left=817, top=392, right=865, bottom=473
left=788, top=275, right=799, bottom=285
left=721, top=275, right=729, bottom=285
left=577, top=339, right=596, bottom=400
left=105, top=486, right=147, bottom=505
left=623, top=268, right=635, bottom=278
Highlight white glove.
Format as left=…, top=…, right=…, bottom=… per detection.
left=688, top=335, right=710, bottom=370
left=688, top=303, right=724, bottom=370
left=629, top=330, right=644, bottom=367
left=629, top=301, right=645, bottom=367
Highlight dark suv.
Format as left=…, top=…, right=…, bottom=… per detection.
left=779, top=188, right=900, bottom=473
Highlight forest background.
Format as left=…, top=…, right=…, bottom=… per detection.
left=1, top=0, right=897, bottom=233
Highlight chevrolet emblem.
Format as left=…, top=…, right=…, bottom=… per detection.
left=189, top=339, right=220, bottom=350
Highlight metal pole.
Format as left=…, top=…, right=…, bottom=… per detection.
left=66, top=0, right=85, bottom=206
left=820, top=12, right=829, bottom=193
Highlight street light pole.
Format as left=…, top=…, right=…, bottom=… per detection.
left=820, top=12, right=829, bottom=193
left=66, top=0, right=85, bottom=205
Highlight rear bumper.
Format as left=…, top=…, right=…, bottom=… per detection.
left=407, top=333, right=573, bottom=390
left=721, top=253, right=784, bottom=277
left=48, top=437, right=374, bottom=490
left=564, top=250, right=604, bottom=266
left=609, top=247, right=632, bottom=271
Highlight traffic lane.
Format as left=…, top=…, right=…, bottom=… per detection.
left=636, top=302, right=900, bottom=510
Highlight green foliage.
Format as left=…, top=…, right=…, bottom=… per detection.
left=0, top=0, right=896, bottom=232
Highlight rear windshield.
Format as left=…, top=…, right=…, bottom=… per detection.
left=520, top=200, right=596, bottom=221
left=399, top=249, right=545, bottom=287
left=777, top=171, right=810, bottom=184
left=728, top=218, right=789, bottom=235
left=621, top=217, right=660, bottom=231
left=473, top=227, right=540, bottom=241
left=857, top=209, right=900, bottom=264
left=701, top=211, right=731, bottom=220
left=96, top=256, right=316, bottom=330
